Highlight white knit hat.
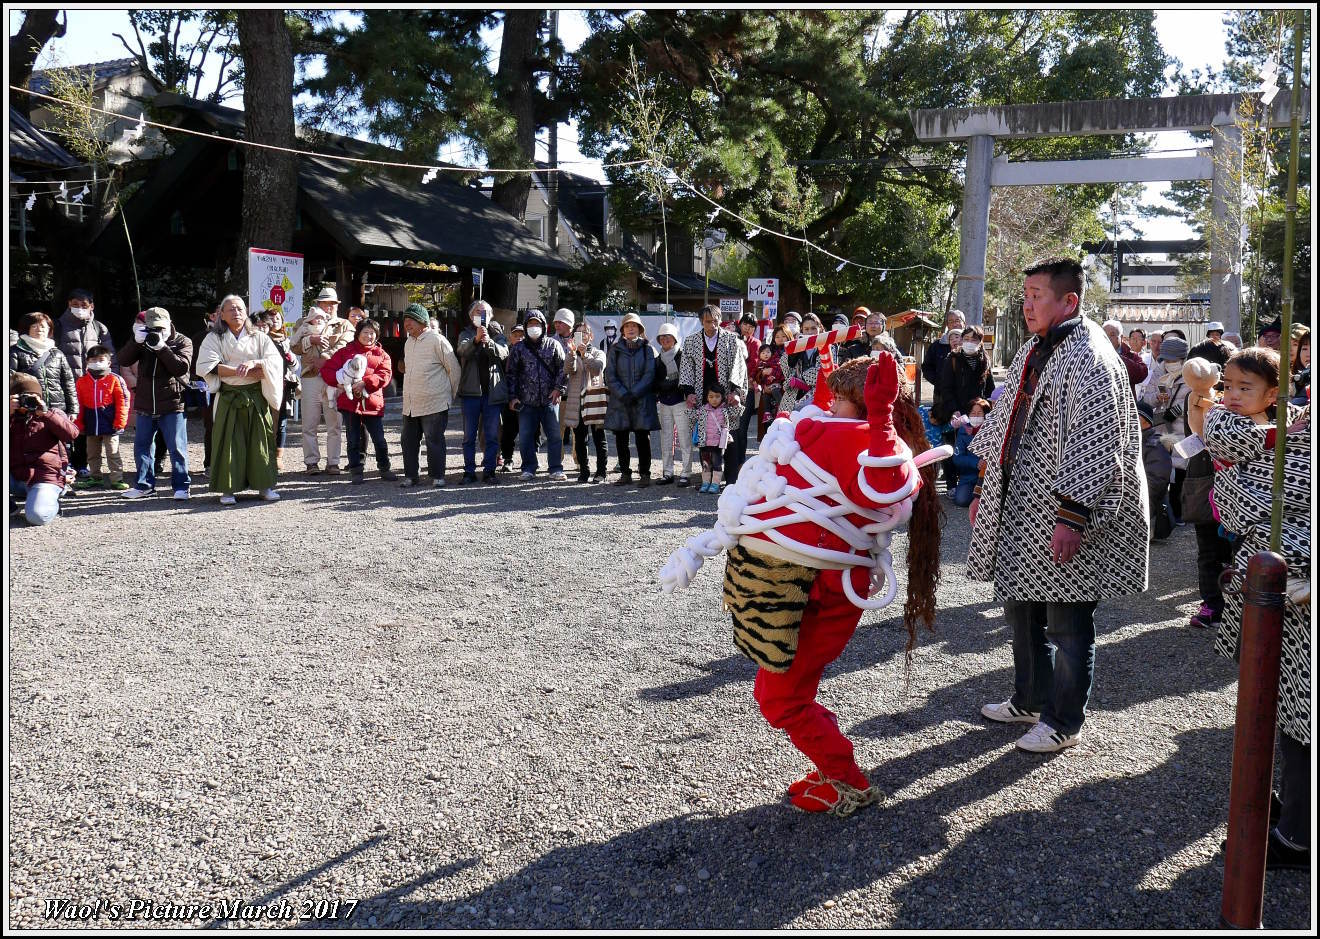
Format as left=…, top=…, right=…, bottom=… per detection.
left=657, top=323, right=679, bottom=340
left=554, top=307, right=575, bottom=327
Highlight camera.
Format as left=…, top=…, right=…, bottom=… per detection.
left=18, top=393, right=42, bottom=412
left=144, top=328, right=167, bottom=351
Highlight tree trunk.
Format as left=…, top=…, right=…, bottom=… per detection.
left=485, top=10, right=542, bottom=312
left=231, top=11, right=298, bottom=296
left=9, top=10, right=66, bottom=118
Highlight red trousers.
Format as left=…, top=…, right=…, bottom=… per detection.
left=753, top=567, right=869, bottom=789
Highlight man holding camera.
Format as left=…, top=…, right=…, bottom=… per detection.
left=9, top=372, right=78, bottom=526
left=117, top=307, right=195, bottom=500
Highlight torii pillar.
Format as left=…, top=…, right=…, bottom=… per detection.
left=955, top=134, right=995, bottom=324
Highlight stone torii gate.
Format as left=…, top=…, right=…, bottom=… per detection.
left=910, top=91, right=1310, bottom=330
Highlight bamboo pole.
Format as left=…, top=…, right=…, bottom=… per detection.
left=1269, top=9, right=1304, bottom=552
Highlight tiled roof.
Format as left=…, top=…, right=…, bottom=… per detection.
left=8, top=106, right=78, bottom=168
left=29, top=57, right=145, bottom=96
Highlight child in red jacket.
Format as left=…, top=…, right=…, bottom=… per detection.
left=661, top=354, right=950, bottom=816
left=72, top=344, right=130, bottom=490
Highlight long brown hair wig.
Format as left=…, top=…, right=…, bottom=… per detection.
left=892, top=383, right=944, bottom=658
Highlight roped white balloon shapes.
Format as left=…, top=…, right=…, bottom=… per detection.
left=659, top=405, right=952, bottom=611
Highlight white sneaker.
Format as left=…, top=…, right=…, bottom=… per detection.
left=981, top=700, right=1041, bottom=724
left=260, top=488, right=280, bottom=502
left=549, top=471, right=568, bottom=481
left=173, top=490, right=190, bottom=501
left=219, top=494, right=237, bottom=506
left=121, top=487, right=151, bottom=500
left=520, top=471, right=535, bottom=481
left=1016, top=721, right=1079, bottom=753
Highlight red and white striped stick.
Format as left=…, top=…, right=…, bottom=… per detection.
left=784, top=324, right=863, bottom=354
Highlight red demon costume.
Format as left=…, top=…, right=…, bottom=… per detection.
left=661, top=353, right=949, bottom=816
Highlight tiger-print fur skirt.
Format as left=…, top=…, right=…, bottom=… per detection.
left=723, top=542, right=817, bottom=672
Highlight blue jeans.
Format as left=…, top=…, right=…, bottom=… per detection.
left=517, top=404, right=562, bottom=475
left=1003, top=599, right=1098, bottom=736
left=461, top=395, right=503, bottom=476
left=9, top=476, right=62, bottom=526
left=343, top=412, right=390, bottom=473
left=133, top=411, right=190, bottom=492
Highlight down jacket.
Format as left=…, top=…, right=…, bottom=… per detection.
left=604, top=337, right=659, bottom=432
left=9, top=338, right=77, bottom=416
left=75, top=372, right=130, bottom=435
left=55, top=310, right=118, bottom=377
left=117, top=329, right=194, bottom=416
left=321, top=340, right=393, bottom=416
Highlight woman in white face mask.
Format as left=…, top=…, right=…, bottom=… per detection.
left=931, top=325, right=995, bottom=439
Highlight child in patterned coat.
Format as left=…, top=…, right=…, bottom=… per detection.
left=1199, top=347, right=1310, bottom=870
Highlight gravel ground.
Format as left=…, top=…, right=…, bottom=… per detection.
left=8, top=412, right=1312, bottom=930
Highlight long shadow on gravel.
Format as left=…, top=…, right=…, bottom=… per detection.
left=888, top=726, right=1309, bottom=930
left=322, top=799, right=956, bottom=930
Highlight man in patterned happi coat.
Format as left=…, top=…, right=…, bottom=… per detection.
left=966, top=257, right=1150, bottom=754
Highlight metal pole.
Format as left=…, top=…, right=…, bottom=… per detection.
left=1270, top=9, right=1303, bottom=552
left=1220, top=551, right=1288, bottom=929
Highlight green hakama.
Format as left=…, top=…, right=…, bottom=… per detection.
left=211, top=382, right=278, bottom=494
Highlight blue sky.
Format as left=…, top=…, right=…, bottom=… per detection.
left=11, top=8, right=1241, bottom=238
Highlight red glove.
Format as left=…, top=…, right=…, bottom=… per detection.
left=865, top=354, right=900, bottom=419
left=863, top=354, right=907, bottom=496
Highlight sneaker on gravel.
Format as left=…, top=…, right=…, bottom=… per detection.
left=400, top=478, right=418, bottom=488
left=109, top=481, right=130, bottom=491
left=260, top=489, right=280, bottom=502
left=1189, top=603, right=1217, bottom=629
left=657, top=474, right=676, bottom=485
left=789, top=777, right=880, bottom=817
left=380, top=471, right=400, bottom=482
left=981, top=700, right=1041, bottom=724
left=306, top=464, right=322, bottom=476
left=324, top=466, right=342, bottom=476
left=459, top=474, right=477, bottom=485
left=676, top=476, right=691, bottom=488
left=173, top=490, right=190, bottom=501
left=549, top=471, right=568, bottom=481
left=1015, top=721, right=1078, bottom=753
left=121, top=486, right=152, bottom=500
left=219, top=494, right=237, bottom=505
left=591, top=471, right=607, bottom=483
left=432, top=478, right=447, bottom=488
left=483, top=473, right=499, bottom=484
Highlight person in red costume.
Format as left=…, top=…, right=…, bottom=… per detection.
left=660, top=353, right=949, bottom=816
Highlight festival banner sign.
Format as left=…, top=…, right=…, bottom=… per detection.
left=249, top=248, right=304, bottom=327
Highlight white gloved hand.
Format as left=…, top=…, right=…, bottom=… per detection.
left=1286, top=577, right=1309, bottom=607
left=1159, top=433, right=1180, bottom=452
left=133, top=323, right=148, bottom=344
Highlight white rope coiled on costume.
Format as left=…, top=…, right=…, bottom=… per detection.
left=658, top=405, right=952, bottom=610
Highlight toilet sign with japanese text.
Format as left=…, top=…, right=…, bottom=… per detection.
left=249, top=248, right=304, bottom=327
left=747, top=278, right=778, bottom=303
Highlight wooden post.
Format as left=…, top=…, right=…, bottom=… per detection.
left=1220, top=551, right=1288, bottom=929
